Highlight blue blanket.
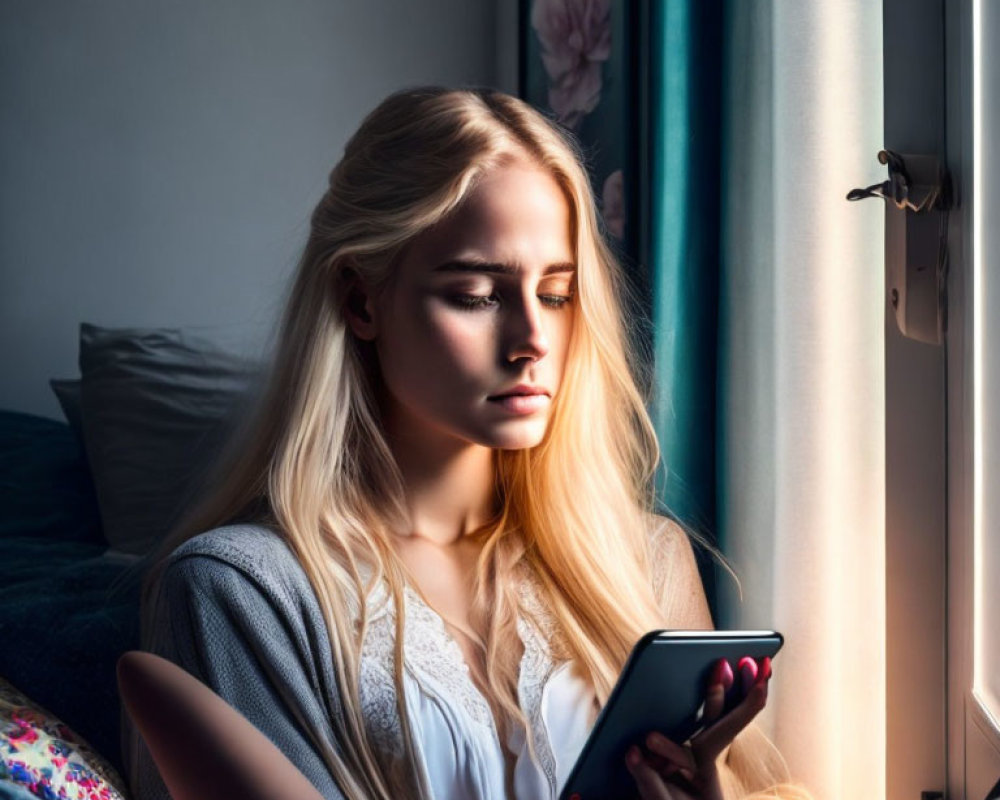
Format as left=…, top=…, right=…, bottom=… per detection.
left=0, top=411, right=140, bottom=776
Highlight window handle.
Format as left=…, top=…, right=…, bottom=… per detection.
left=847, top=150, right=951, bottom=346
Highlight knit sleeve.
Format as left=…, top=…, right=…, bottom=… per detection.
left=124, top=548, right=348, bottom=800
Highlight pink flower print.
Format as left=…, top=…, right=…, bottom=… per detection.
left=8, top=723, right=39, bottom=747
left=602, top=169, right=625, bottom=239
left=13, top=708, right=44, bottom=727
left=531, top=0, right=611, bottom=128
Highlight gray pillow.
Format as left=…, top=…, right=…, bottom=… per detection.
left=49, top=378, right=84, bottom=441
left=75, top=323, right=260, bottom=556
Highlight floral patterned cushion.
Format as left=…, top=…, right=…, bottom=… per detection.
left=0, top=676, right=128, bottom=800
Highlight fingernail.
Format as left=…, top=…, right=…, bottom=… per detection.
left=647, top=731, right=666, bottom=749
left=738, top=656, right=758, bottom=693
left=626, top=745, right=642, bottom=767
left=758, top=656, right=772, bottom=683
left=720, top=658, right=734, bottom=688
left=710, top=658, right=733, bottom=687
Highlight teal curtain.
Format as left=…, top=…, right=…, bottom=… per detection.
left=648, top=0, right=722, bottom=541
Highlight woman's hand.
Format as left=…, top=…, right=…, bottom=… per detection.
left=625, top=656, right=772, bottom=800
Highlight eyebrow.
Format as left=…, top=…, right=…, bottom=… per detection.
left=432, top=259, right=576, bottom=276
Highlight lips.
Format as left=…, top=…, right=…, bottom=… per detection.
left=487, top=385, right=551, bottom=415
left=487, top=384, right=550, bottom=400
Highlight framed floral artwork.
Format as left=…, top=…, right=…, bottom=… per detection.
left=519, top=0, right=643, bottom=271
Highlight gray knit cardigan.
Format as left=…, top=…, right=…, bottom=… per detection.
left=123, top=524, right=349, bottom=800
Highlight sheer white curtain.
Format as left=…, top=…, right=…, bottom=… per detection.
left=719, top=3, right=886, bottom=798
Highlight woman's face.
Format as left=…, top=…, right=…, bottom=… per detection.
left=366, top=161, right=576, bottom=451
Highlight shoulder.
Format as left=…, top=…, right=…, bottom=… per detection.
left=644, top=513, right=713, bottom=629
left=645, top=513, right=693, bottom=550
left=157, top=523, right=315, bottom=616
left=645, top=513, right=699, bottom=575
left=145, top=523, right=332, bottom=664
left=170, top=522, right=292, bottom=563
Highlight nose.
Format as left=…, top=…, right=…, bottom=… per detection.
left=504, top=295, right=550, bottom=364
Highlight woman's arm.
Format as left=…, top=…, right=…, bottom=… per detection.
left=118, top=650, right=325, bottom=800
left=125, top=546, right=348, bottom=800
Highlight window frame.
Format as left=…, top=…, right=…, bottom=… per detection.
left=946, top=0, right=1000, bottom=796
left=883, top=1, right=949, bottom=797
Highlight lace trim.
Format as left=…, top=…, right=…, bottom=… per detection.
left=359, top=582, right=405, bottom=758
left=356, top=567, right=563, bottom=793
left=515, top=572, right=560, bottom=796
left=401, top=585, right=498, bottom=732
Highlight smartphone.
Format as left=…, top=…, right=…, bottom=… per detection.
left=557, top=629, right=784, bottom=800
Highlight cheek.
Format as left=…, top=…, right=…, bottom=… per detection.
left=381, top=298, right=495, bottom=385
left=549, top=313, right=576, bottom=379
left=431, top=314, right=495, bottom=371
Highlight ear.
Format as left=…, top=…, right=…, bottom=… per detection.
left=342, top=271, right=378, bottom=341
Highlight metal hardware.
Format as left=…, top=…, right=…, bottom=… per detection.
left=848, top=149, right=951, bottom=212
left=848, top=150, right=951, bottom=345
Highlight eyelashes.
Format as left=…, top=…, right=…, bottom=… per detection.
left=449, top=293, right=574, bottom=311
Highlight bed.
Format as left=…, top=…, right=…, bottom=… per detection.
left=0, top=324, right=259, bottom=800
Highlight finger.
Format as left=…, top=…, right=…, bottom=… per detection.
left=703, top=682, right=726, bottom=723
left=625, top=746, right=677, bottom=800
left=645, top=732, right=696, bottom=775
left=694, top=678, right=769, bottom=761
left=737, top=656, right=758, bottom=696
left=703, top=660, right=732, bottom=722
left=755, top=656, right=773, bottom=687
left=719, top=659, right=735, bottom=692
left=641, top=748, right=671, bottom=774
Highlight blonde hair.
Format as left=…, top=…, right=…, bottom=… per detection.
left=139, top=87, right=805, bottom=799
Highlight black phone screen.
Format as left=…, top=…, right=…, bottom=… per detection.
left=557, top=629, right=784, bottom=800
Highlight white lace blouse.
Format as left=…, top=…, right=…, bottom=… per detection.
left=358, top=572, right=598, bottom=799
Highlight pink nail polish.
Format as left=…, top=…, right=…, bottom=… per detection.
left=738, top=656, right=758, bottom=693
left=720, top=658, right=734, bottom=688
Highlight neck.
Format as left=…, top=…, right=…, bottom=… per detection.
left=383, top=413, right=497, bottom=547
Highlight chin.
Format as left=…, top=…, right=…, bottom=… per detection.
left=476, top=420, right=550, bottom=451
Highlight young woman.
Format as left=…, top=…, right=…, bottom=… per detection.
left=127, top=87, right=807, bottom=800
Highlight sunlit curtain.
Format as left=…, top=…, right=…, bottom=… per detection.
left=716, top=3, right=886, bottom=798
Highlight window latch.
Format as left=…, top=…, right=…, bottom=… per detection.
left=847, top=150, right=952, bottom=345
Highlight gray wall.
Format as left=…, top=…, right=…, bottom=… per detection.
left=1, top=0, right=510, bottom=418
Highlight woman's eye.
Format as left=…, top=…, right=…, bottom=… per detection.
left=540, top=294, right=574, bottom=309
left=450, top=293, right=499, bottom=310
left=447, top=291, right=574, bottom=310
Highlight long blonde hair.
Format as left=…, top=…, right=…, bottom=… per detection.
left=140, top=87, right=801, bottom=799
